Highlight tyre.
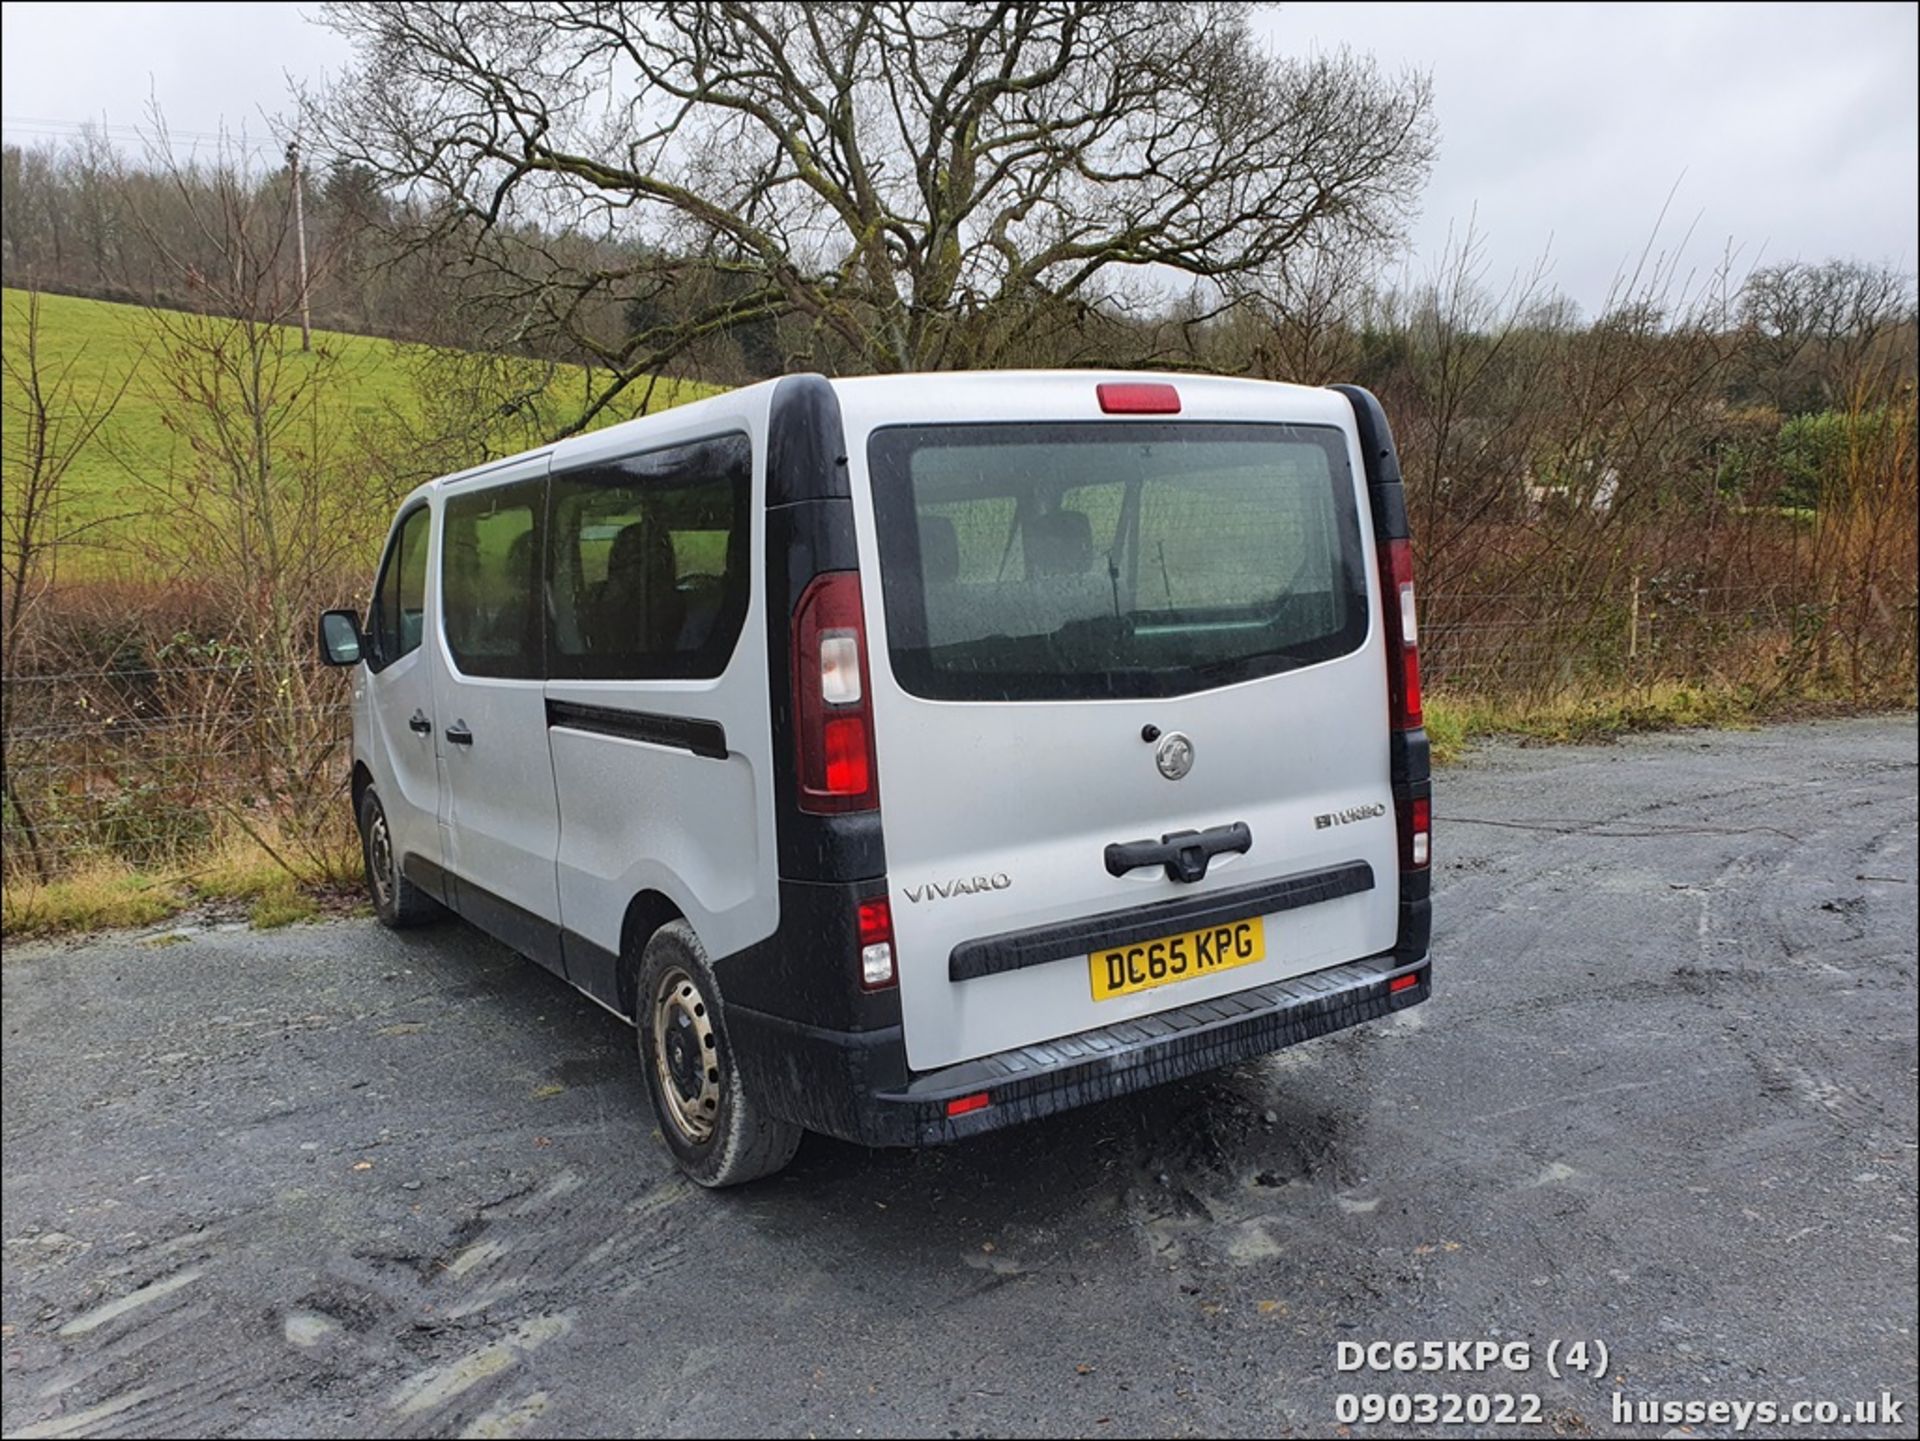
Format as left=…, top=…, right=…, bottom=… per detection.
left=357, top=787, right=440, bottom=929
left=636, top=920, right=801, bottom=1187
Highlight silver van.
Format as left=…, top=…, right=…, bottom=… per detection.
left=318, top=372, right=1431, bottom=1186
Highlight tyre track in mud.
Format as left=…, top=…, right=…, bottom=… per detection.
left=4, top=716, right=1914, bottom=1437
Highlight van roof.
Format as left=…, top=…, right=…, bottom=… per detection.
left=411, top=370, right=1350, bottom=503
left=827, top=368, right=1335, bottom=403
left=826, top=369, right=1352, bottom=431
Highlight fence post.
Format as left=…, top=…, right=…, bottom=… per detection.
left=1628, top=570, right=1641, bottom=662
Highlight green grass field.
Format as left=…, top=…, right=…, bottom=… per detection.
left=1, top=287, right=717, bottom=567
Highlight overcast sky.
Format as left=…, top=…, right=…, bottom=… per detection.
left=2, top=0, right=1914, bottom=316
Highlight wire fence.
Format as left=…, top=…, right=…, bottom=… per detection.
left=2, top=652, right=356, bottom=883
left=2, top=580, right=1913, bottom=885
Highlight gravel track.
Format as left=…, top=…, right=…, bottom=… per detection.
left=3, top=716, right=1915, bottom=1438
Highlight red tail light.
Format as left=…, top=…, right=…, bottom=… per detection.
left=1380, top=538, right=1422, bottom=729
left=1380, top=537, right=1429, bottom=875
left=792, top=572, right=879, bottom=813
left=946, top=1092, right=991, bottom=1117
left=823, top=716, right=870, bottom=795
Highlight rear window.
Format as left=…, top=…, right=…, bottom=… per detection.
left=869, top=422, right=1368, bottom=701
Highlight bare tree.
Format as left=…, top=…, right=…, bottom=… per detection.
left=1221, top=244, right=1377, bottom=386
left=115, top=130, right=376, bottom=879
left=1740, top=259, right=1917, bottom=411
left=1, top=287, right=139, bottom=882
left=355, top=340, right=568, bottom=504
left=312, top=0, right=1433, bottom=427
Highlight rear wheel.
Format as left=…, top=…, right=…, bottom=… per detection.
left=635, top=920, right=801, bottom=1187
left=357, top=788, right=440, bottom=929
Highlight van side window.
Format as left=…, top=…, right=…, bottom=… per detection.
left=547, top=434, right=751, bottom=680
left=442, top=479, right=545, bottom=679
left=368, top=504, right=430, bottom=670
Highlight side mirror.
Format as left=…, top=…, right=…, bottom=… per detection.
left=318, top=609, right=365, bottom=667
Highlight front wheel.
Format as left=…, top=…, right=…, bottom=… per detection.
left=635, top=920, right=801, bottom=1187
left=357, top=787, right=440, bottom=929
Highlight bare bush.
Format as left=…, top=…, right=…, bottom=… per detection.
left=1352, top=234, right=1916, bottom=708
left=1, top=287, right=141, bottom=882
left=110, top=132, right=373, bottom=882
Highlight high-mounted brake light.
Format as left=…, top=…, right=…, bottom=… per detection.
left=1380, top=538, right=1423, bottom=729
left=792, top=572, right=880, bottom=813
left=1097, top=382, right=1181, bottom=414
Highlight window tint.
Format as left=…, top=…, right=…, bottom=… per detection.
left=442, top=479, right=545, bottom=679
left=547, top=434, right=751, bottom=680
left=870, top=422, right=1367, bottom=701
left=369, top=504, right=430, bottom=670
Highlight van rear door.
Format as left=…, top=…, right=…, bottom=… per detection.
left=851, top=378, right=1397, bottom=1072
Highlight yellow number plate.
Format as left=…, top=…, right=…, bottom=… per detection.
left=1089, top=917, right=1266, bottom=1001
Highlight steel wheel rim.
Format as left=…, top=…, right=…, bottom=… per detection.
left=367, top=809, right=395, bottom=910
left=651, top=965, right=721, bottom=1144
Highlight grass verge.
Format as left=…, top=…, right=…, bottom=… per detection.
left=0, top=860, right=182, bottom=938
left=2, top=824, right=357, bottom=943
left=1424, top=680, right=1914, bottom=763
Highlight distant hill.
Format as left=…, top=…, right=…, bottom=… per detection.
left=1, top=288, right=716, bottom=570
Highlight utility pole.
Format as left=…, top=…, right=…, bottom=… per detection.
left=286, top=137, right=313, bottom=353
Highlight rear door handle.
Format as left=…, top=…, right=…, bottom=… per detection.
left=408, top=710, right=432, bottom=735
left=444, top=721, right=474, bottom=746
left=1105, top=821, right=1252, bottom=884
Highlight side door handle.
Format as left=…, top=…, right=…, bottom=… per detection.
left=444, top=721, right=474, bottom=747
left=1105, top=821, right=1252, bottom=884
left=408, top=709, right=432, bottom=735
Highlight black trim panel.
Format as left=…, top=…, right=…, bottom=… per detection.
left=405, top=853, right=597, bottom=992
left=728, top=1011, right=909, bottom=1138
left=545, top=699, right=728, bottom=760
left=1104, top=821, right=1252, bottom=883
left=561, top=929, right=624, bottom=1014
left=401, top=853, right=453, bottom=909
left=1333, top=381, right=1432, bottom=965
left=730, top=951, right=1427, bottom=1146
left=764, top=375, right=888, bottom=882
left=455, top=878, right=565, bottom=978
left=1330, top=383, right=1409, bottom=542
left=765, top=374, right=849, bottom=507
left=948, top=861, right=1375, bottom=983
left=713, top=877, right=903, bottom=1032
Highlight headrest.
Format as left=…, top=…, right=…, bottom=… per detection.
left=1025, top=509, right=1094, bottom=577
left=504, top=529, right=535, bottom=579
left=919, top=515, right=959, bottom=584
left=607, top=520, right=671, bottom=578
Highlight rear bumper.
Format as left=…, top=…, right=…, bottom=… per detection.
left=729, top=951, right=1429, bottom=1148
